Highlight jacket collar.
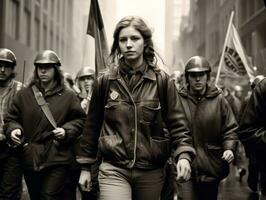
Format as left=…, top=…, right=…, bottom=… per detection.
left=108, top=62, right=157, bottom=81
left=35, top=82, right=65, bottom=97
left=179, top=83, right=222, bottom=99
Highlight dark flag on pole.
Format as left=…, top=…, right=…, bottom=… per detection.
left=87, top=0, right=109, bottom=77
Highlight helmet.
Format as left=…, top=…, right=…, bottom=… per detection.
left=185, top=56, right=211, bottom=73
left=76, top=66, right=95, bottom=79
left=0, top=48, right=16, bottom=66
left=251, top=75, right=265, bottom=89
left=34, top=50, right=61, bottom=66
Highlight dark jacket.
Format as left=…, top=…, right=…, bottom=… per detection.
left=179, top=84, right=238, bottom=181
left=238, top=79, right=266, bottom=168
left=4, top=83, right=86, bottom=169
left=78, top=64, right=195, bottom=170
left=0, top=80, right=23, bottom=159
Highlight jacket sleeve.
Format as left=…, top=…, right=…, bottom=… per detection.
left=164, top=73, right=196, bottom=162
left=220, top=95, right=239, bottom=151
left=238, top=80, right=266, bottom=147
left=61, top=91, right=86, bottom=144
left=76, top=76, right=104, bottom=168
left=4, top=90, right=24, bottom=139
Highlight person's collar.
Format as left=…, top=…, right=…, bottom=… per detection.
left=119, top=59, right=147, bottom=76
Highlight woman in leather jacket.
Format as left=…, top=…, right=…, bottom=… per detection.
left=77, top=16, right=195, bottom=200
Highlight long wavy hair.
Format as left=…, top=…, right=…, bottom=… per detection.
left=28, top=65, right=65, bottom=88
left=109, top=16, right=158, bottom=68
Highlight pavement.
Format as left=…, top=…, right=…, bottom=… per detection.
left=218, top=165, right=260, bottom=200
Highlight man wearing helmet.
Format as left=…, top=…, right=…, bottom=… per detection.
left=0, top=48, right=23, bottom=199
left=177, top=56, right=238, bottom=199
left=75, top=66, right=98, bottom=200
left=4, top=50, right=86, bottom=199
left=75, top=66, right=95, bottom=114
left=238, top=75, right=266, bottom=198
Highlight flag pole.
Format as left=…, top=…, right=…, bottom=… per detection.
left=22, top=60, right=26, bottom=85
left=215, top=11, right=235, bottom=86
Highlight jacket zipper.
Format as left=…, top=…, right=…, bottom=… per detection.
left=118, top=78, right=138, bottom=168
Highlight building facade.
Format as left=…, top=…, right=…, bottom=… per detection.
left=0, top=0, right=74, bottom=82
left=176, top=0, right=266, bottom=77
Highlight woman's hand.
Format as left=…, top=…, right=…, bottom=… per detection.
left=53, top=127, right=66, bottom=140
left=176, top=159, right=191, bottom=182
left=10, top=129, right=22, bottom=145
left=222, top=150, right=234, bottom=163
left=79, top=170, right=92, bottom=192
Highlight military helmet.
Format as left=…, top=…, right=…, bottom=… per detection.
left=0, top=48, right=16, bottom=66
left=251, top=75, right=265, bottom=89
left=34, top=50, right=61, bottom=66
left=76, top=66, right=95, bottom=79
left=185, top=56, right=211, bottom=73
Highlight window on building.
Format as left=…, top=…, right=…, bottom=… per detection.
left=57, top=1, right=60, bottom=23
left=44, top=0, right=48, bottom=11
left=50, top=31, right=54, bottom=49
left=62, top=0, right=65, bottom=28
left=61, top=40, right=65, bottom=61
left=51, top=0, right=55, bottom=18
left=34, top=18, right=40, bottom=50
left=24, top=0, right=31, bottom=10
left=43, top=25, right=47, bottom=49
left=56, top=35, right=60, bottom=53
left=23, top=6, right=31, bottom=46
left=8, top=0, right=20, bottom=40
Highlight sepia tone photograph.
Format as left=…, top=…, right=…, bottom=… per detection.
left=0, top=0, right=266, bottom=199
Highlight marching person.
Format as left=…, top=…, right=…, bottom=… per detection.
left=77, top=16, right=195, bottom=200
left=75, top=66, right=95, bottom=114
left=238, top=75, right=266, bottom=198
left=177, top=56, right=238, bottom=200
left=75, top=66, right=99, bottom=199
left=239, top=75, right=265, bottom=193
left=0, top=48, right=23, bottom=200
left=4, top=50, right=86, bottom=200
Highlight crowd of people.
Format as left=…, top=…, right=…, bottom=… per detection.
left=0, top=15, right=265, bottom=200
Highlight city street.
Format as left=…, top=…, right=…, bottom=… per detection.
left=218, top=166, right=259, bottom=200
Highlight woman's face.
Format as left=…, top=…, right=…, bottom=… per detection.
left=118, top=26, right=144, bottom=63
left=37, top=65, right=55, bottom=84
left=80, top=76, right=94, bottom=91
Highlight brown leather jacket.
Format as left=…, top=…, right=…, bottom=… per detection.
left=78, top=64, right=195, bottom=170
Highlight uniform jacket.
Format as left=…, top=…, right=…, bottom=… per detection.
left=179, top=84, right=238, bottom=181
left=0, top=80, right=23, bottom=159
left=4, top=83, right=86, bottom=168
left=78, top=63, right=196, bottom=170
left=238, top=79, right=266, bottom=168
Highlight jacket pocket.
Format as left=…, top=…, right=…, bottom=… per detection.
left=99, top=135, right=127, bottom=161
left=205, top=145, right=229, bottom=180
left=142, top=104, right=161, bottom=123
left=104, top=101, right=122, bottom=123
left=150, top=136, right=170, bottom=166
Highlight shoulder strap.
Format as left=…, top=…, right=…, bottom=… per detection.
left=156, top=70, right=167, bottom=121
left=32, top=86, right=57, bottom=129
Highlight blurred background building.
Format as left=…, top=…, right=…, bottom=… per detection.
left=174, top=0, right=266, bottom=77
left=1, top=0, right=266, bottom=82
left=0, top=0, right=76, bottom=82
